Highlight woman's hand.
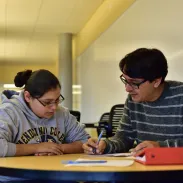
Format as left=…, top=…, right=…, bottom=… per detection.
left=34, top=152, right=59, bottom=156
left=36, top=142, right=64, bottom=155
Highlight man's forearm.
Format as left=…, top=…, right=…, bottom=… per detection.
left=61, top=141, right=84, bottom=154
left=104, top=138, right=126, bottom=153
left=104, top=131, right=134, bottom=154
left=15, top=144, right=38, bottom=156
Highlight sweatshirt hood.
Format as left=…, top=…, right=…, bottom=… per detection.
left=1, top=90, right=41, bottom=121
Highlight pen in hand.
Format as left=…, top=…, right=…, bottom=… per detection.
left=93, top=130, right=104, bottom=154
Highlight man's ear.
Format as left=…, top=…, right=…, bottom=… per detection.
left=24, top=91, right=31, bottom=103
left=154, top=77, right=162, bottom=88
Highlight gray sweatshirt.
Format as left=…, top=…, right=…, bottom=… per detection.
left=0, top=91, right=90, bottom=157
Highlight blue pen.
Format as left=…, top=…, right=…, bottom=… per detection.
left=62, top=160, right=107, bottom=164
left=93, top=130, right=104, bottom=154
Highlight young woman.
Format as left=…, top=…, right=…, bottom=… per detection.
left=0, top=69, right=90, bottom=157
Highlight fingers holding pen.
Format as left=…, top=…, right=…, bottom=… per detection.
left=82, top=138, right=106, bottom=154
left=82, top=138, right=98, bottom=154
left=96, top=140, right=106, bottom=154
left=83, top=130, right=107, bottom=155
left=88, top=138, right=98, bottom=148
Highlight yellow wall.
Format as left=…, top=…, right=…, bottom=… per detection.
left=72, top=0, right=136, bottom=61
left=0, top=62, right=57, bottom=83
left=72, top=0, right=135, bottom=84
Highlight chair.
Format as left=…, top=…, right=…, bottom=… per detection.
left=107, top=104, right=124, bottom=137
left=70, top=110, right=81, bottom=122
left=97, top=104, right=124, bottom=138
left=97, top=112, right=110, bottom=138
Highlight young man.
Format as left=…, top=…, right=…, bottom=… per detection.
left=83, top=48, right=183, bottom=155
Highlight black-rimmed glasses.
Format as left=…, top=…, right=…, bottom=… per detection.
left=120, top=75, right=146, bottom=89
left=36, top=94, right=65, bottom=107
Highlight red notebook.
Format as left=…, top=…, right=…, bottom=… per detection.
left=135, top=147, right=183, bottom=165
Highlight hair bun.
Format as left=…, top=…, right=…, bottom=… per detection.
left=14, top=70, right=32, bottom=87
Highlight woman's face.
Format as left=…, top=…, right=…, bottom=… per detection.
left=24, top=86, right=61, bottom=118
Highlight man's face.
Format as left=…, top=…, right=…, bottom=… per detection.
left=121, top=73, right=157, bottom=102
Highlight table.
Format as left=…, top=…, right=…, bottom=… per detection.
left=0, top=154, right=183, bottom=182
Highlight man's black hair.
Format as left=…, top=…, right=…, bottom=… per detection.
left=119, top=48, right=168, bottom=83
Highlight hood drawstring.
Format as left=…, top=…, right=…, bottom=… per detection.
left=35, top=120, right=41, bottom=143
left=43, top=120, right=47, bottom=142
left=35, top=120, right=47, bottom=143
left=56, top=117, right=60, bottom=143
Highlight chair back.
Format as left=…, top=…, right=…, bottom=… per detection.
left=97, top=112, right=110, bottom=138
left=108, top=104, right=124, bottom=137
left=70, top=110, right=81, bottom=122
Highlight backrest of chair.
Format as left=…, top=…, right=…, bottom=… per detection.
left=70, top=110, right=81, bottom=122
left=108, top=104, right=124, bottom=137
left=97, top=112, right=110, bottom=137
left=99, top=112, right=110, bottom=122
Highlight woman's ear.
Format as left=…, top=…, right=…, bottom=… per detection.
left=24, top=91, right=31, bottom=103
left=154, top=77, right=162, bottom=88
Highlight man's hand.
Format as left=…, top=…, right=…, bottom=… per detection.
left=36, top=142, right=64, bottom=155
left=131, top=141, right=160, bottom=156
left=82, top=138, right=106, bottom=154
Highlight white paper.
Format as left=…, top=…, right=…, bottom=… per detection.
left=65, top=158, right=134, bottom=167
left=86, top=152, right=133, bottom=157
left=100, top=152, right=133, bottom=157
left=135, top=155, right=146, bottom=162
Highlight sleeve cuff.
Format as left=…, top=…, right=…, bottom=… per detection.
left=103, top=139, right=111, bottom=154
left=6, top=142, right=16, bottom=157
left=158, top=141, right=168, bottom=147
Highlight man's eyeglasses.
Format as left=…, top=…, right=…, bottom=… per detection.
left=36, top=94, right=65, bottom=107
left=120, top=75, right=146, bottom=89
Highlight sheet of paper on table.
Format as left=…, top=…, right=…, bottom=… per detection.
left=64, top=158, right=134, bottom=167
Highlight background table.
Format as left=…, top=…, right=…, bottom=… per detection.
left=0, top=154, right=183, bottom=182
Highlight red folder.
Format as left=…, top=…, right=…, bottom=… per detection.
left=135, top=147, right=183, bottom=165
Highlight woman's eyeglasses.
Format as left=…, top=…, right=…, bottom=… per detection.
left=36, top=94, right=65, bottom=107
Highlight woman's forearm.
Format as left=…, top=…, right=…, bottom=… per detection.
left=15, top=144, right=38, bottom=156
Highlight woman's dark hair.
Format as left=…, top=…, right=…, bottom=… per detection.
left=119, top=48, right=168, bottom=83
left=14, top=69, right=61, bottom=98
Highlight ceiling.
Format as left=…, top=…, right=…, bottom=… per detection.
left=0, top=0, right=104, bottom=63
